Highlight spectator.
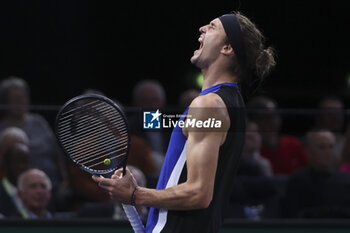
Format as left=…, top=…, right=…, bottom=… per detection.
left=339, top=124, right=350, bottom=175
left=17, top=168, right=52, bottom=219
left=0, top=76, right=69, bottom=191
left=69, top=162, right=111, bottom=210
left=129, top=80, right=168, bottom=170
left=128, top=136, right=160, bottom=178
left=0, top=143, right=30, bottom=217
left=247, top=96, right=309, bottom=175
left=132, top=79, right=166, bottom=109
left=0, top=127, right=29, bottom=179
left=281, top=130, right=350, bottom=218
left=241, top=121, right=273, bottom=177
left=228, top=121, right=276, bottom=220
left=68, top=130, right=111, bottom=210
left=313, top=96, right=345, bottom=166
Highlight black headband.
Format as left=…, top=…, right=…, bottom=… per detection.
left=219, top=14, right=247, bottom=70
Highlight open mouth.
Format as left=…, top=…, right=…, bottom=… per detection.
left=198, top=36, right=204, bottom=50
left=193, top=35, right=205, bottom=56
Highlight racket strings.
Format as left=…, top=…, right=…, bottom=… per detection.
left=57, top=98, right=129, bottom=173
left=58, top=103, right=120, bottom=130
left=58, top=103, right=122, bottom=135
left=80, top=148, right=127, bottom=166
left=62, top=129, right=127, bottom=158
left=68, top=137, right=128, bottom=163
left=58, top=99, right=102, bottom=120
left=59, top=115, right=127, bottom=154
left=58, top=116, right=120, bottom=138
left=86, top=152, right=127, bottom=168
left=58, top=116, right=126, bottom=145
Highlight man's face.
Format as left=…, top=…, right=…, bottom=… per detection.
left=19, top=172, right=51, bottom=212
left=243, top=122, right=262, bottom=155
left=7, top=146, right=29, bottom=185
left=191, top=18, right=227, bottom=69
left=7, top=87, right=29, bottom=118
left=318, top=100, right=344, bottom=132
left=307, top=132, right=336, bottom=171
left=137, top=86, right=165, bottom=108
left=254, top=101, right=281, bottom=133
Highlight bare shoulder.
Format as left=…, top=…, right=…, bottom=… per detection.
left=189, top=93, right=226, bottom=109
left=183, top=93, right=230, bottom=142
left=188, top=93, right=229, bottom=122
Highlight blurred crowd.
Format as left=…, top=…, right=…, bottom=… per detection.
left=1, top=76, right=350, bottom=220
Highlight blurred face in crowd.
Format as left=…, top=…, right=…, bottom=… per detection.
left=243, top=122, right=262, bottom=156
left=138, top=86, right=164, bottom=108
left=191, top=18, right=227, bottom=69
left=0, top=129, right=29, bottom=175
left=7, top=87, right=29, bottom=119
left=307, top=131, right=336, bottom=172
left=4, top=143, right=29, bottom=185
left=133, top=82, right=166, bottom=109
left=18, top=170, right=51, bottom=213
left=252, top=100, right=281, bottom=138
left=317, top=100, right=344, bottom=132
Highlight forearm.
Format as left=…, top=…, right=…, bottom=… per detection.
left=135, top=182, right=211, bottom=210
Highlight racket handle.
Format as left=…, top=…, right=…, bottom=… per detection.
left=122, top=204, right=145, bottom=233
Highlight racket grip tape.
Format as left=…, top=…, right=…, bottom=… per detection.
left=122, top=204, right=145, bottom=233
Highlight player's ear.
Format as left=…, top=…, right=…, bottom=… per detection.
left=221, top=44, right=234, bottom=56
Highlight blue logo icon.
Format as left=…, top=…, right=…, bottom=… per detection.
left=143, top=109, right=162, bottom=129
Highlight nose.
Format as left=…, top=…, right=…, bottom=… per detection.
left=199, top=25, right=207, bottom=34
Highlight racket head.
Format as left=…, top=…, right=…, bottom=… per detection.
left=55, top=94, right=130, bottom=175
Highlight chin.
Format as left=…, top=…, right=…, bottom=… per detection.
left=190, top=56, right=197, bottom=65
left=190, top=54, right=202, bottom=68
left=191, top=48, right=202, bottom=63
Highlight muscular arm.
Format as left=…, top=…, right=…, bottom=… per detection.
left=93, top=93, right=230, bottom=210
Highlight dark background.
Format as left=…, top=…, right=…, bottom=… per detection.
left=0, top=0, right=349, bottom=110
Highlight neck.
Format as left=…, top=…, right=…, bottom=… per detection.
left=201, top=63, right=237, bottom=90
left=29, top=207, right=46, bottom=218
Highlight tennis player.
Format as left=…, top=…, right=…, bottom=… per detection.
left=93, top=12, right=275, bottom=233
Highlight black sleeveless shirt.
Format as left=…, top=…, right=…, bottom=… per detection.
left=146, top=83, right=246, bottom=233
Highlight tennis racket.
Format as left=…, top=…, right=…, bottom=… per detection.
left=55, top=94, right=145, bottom=233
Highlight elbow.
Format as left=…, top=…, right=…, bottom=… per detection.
left=198, top=195, right=212, bottom=209
left=185, top=181, right=214, bottom=209
left=192, top=191, right=212, bottom=209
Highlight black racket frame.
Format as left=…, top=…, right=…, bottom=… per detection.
left=55, top=94, right=130, bottom=176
